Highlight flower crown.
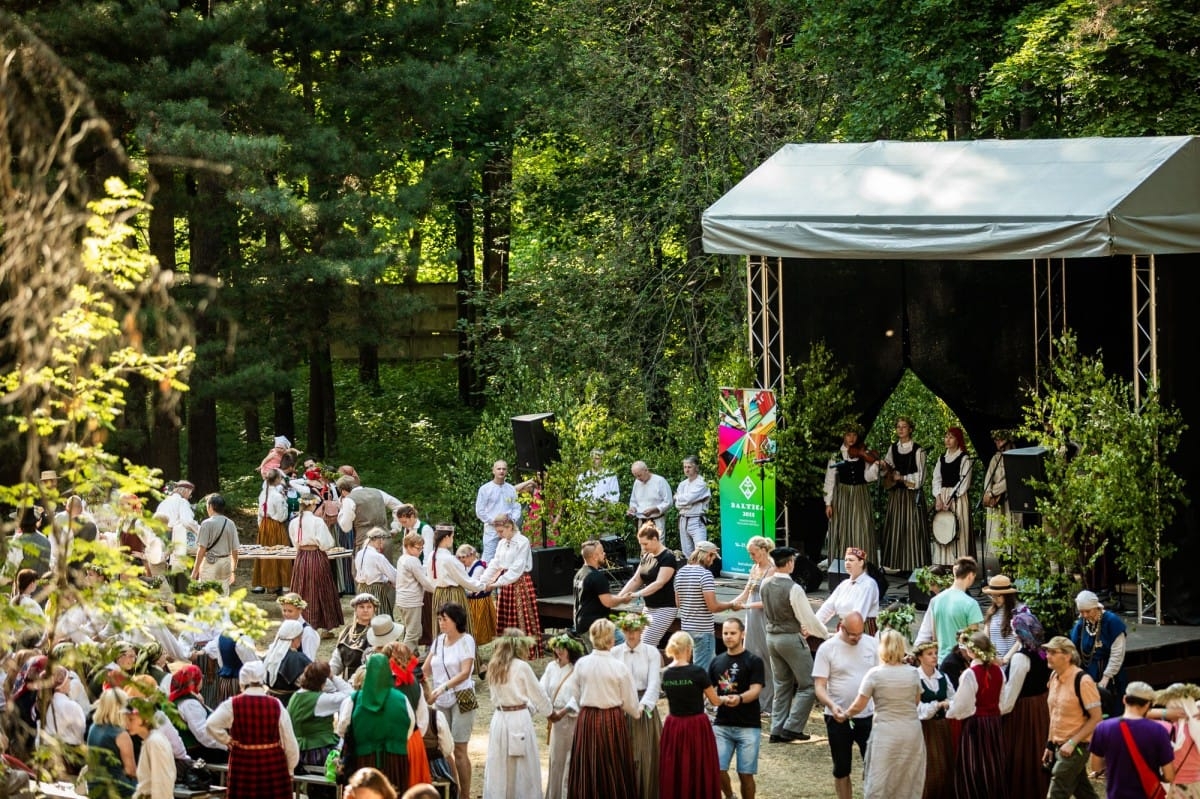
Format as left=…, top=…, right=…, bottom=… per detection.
left=547, top=634, right=585, bottom=655
left=611, top=611, right=650, bottom=631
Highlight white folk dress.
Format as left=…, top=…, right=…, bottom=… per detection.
left=483, top=658, right=553, bottom=799
left=540, top=660, right=580, bottom=799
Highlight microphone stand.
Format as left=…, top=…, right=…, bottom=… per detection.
left=753, top=456, right=774, bottom=544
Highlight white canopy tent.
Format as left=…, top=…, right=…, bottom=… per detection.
left=702, top=136, right=1200, bottom=624
left=702, top=136, right=1200, bottom=260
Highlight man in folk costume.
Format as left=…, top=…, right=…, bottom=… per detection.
left=335, top=473, right=404, bottom=564
left=205, top=661, right=300, bottom=799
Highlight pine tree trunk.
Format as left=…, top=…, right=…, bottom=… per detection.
left=148, top=163, right=181, bottom=478
left=454, top=196, right=481, bottom=407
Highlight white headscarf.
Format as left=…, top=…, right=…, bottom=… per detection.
left=263, top=620, right=303, bottom=685
left=274, top=436, right=291, bottom=450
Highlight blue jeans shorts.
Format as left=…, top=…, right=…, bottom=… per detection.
left=714, top=724, right=761, bottom=775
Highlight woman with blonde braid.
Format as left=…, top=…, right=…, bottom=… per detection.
left=541, top=634, right=583, bottom=799
left=482, top=628, right=552, bottom=799
left=613, top=612, right=663, bottom=799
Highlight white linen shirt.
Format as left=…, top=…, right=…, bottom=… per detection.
left=573, top=650, right=640, bottom=713
left=429, top=548, right=484, bottom=592
left=395, top=553, right=435, bottom=607
left=816, top=574, right=881, bottom=627
left=629, top=474, right=672, bottom=518
left=674, top=475, right=711, bottom=517
left=289, top=513, right=335, bottom=550
left=475, top=481, right=522, bottom=527
left=613, top=641, right=662, bottom=712
left=355, top=545, right=398, bottom=586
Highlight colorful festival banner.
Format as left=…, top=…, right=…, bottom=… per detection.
left=718, top=387, right=777, bottom=576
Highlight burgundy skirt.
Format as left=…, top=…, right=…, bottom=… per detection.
left=953, top=714, right=1007, bottom=799
left=659, top=713, right=721, bottom=799
left=1003, top=693, right=1051, bottom=799
left=496, top=573, right=543, bottom=657
left=294, top=549, right=344, bottom=631
left=921, top=717, right=955, bottom=799
left=569, top=706, right=636, bottom=799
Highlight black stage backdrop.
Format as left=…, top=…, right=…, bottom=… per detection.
left=780, top=255, right=1200, bottom=621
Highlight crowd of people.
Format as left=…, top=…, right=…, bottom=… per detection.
left=3, top=436, right=1194, bottom=799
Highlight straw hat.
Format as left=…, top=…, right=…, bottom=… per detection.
left=367, top=616, right=403, bottom=647
left=981, top=575, right=1018, bottom=595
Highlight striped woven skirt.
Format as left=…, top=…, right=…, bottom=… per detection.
left=627, top=702, right=661, bottom=799
left=356, top=581, right=396, bottom=619
left=432, top=586, right=471, bottom=636
left=920, top=717, right=955, bottom=799
left=568, top=706, right=636, bottom=799
left=828, top=483, right=877, bottom=563
left=467, top=595, right=496, bottom=646
left=953, top=714, right=1007, bottom=799
left=881, top=487, right=929, bottom=571
left=214, top=675, right=241, bottom=705
left=192, top=648, right=220, bottom=708
left=252, top=517, right=292, bottom=590
left=496, top=573, right=543, bottom=658
left=294, top=549, right=344, bottom=631
left=659, top=713, right=721, bottom=799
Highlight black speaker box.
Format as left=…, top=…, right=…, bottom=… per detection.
left=530, top=546, right=579, bottom=597
left=511, top=413, right=560, bottom=473
left=1003, top=446, right=1048, bottom=513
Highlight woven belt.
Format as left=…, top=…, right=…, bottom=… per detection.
left=499, top=705, right=528, bottom=712
left=297, top=546, right=320, bottom=551
left=231, top=741, right=282, bottom=750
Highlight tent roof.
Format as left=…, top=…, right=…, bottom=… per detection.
left=702, top=137, right=1200, bottom=260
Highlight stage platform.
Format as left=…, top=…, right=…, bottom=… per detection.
left=537, top=572, right=1200, bottom=686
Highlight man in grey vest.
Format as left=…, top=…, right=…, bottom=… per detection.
left=335, top=474, right=403, bottom=563
left=760, top=546, right=829, bottom=743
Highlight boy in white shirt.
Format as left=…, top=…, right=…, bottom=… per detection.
left=395, top=532, right=435, bottom=649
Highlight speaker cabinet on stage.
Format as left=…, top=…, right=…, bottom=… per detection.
left=1003, top=446, right=1048, bottom=513
left=530, top=546, right=579, bottom=597
left=511, top=413, right=560, bottom=473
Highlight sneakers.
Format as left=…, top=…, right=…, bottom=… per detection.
left=251, top=586, right=265, bottom=594
left=769, top=731, right=811, bottom=743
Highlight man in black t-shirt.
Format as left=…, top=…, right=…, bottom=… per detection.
left=709, top=618, right=765, bottom=799
left=573, top=540, right=626, bottom=638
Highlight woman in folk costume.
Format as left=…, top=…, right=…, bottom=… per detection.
left=354, top=528, right=397, bottom=617
left=946, top=630, right=1007, bottom=799
left=381, top=641, right=434, bottom=790
left=169, top=663, right=228, bottom=763
left=914, top=641, right=956, bottom=799
left=478, top=513, right=543, bottom=658
left=823, top=424, right=881, bottom=562
left=457, top=543, right=497, bottom=646
left=541, top=634, right=583, bottom=799
left=254, top=468, right=292, bottom=594
left=980, top=430, right=1017, bottom=571
left=482, top=629, right=553, bottom=799
left=427, top=526, right=484, bottom=638
left=286, top=661, right=350, bottom=799
left=998, top=610, right=1051, bottom=799
left=336, top=653, right=415, bottom=791
left=568, top=618, right=640, bottom=799
left=880, top=416, right=930, bottom=572
left=612, top=611, right=663, bottom=799
left=205, top=662, right=300, bottom=799
left=1157, top=683, right=1200, bottom=797
left=288, top=493, right=344, bottom=631
left=932, top=427, right=973, bottom=565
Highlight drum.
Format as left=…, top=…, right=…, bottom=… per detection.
left=932, top=510, right=958, bottom=545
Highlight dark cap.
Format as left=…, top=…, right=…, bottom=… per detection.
left=770, top=546, right=798, bottom=567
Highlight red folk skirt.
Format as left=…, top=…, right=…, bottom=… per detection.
left=293, top=548, right=344, bottom=631
left=496, top=573, right=543, bottom=658
left=569, top=706, right=636, bottom=799
left=659, top=713, right=721, bottom=799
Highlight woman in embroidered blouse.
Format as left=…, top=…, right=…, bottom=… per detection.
left=288, top=495, right=344, bottom=632
left=427, top=527, right=484, bottom=638
left=613, top=613, right=664, bottom=799
left=932, top=428, right=972, bottom=565
left=816, top=546, right=881, bottom=634
left=881, top=416, right=929, bottom=572
left=946, top=630, right=1007, bottom=799
left=658, top=631, right=723, bottom=799
left=479, top=513, right=543, bottom=658
left=914, top=641, right=955, bottom=799
left=541, top=634, right=583, bottom=799
left=286, top=662, right=351, bottom=782
left=482, top=629, right=553, bottom=799
left=568, top=618, right=640, bottom=799
left=424, top=602, right=477, bottom=799
left=254, top=469, right=292, bottom=594
left=733, top=535, right=776, bottom=710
